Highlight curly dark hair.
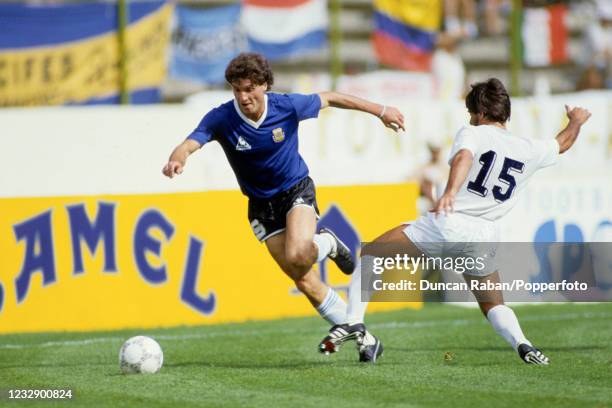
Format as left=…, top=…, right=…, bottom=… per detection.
left=225, top=53, right=274, bottom=90
left=465, top=78, right=511, bottom=123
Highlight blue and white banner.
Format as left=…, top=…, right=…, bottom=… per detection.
left=170, top=5, right=246, bottom=85
left=241, top=0, right=328, bottom=61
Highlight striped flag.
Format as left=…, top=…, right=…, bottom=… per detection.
left=170, top=5, right=246, bottom=85
left=372, top=0, right=441, bottom=72
left=0, top=1, right=171, bottom=106
left=241, top=0, right=328, bottom=61
left=522, top=3, right=568, bottom=67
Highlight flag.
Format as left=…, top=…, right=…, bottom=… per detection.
left=0, top=1, right=172, bottom=106
left=170, top=5, right=246, bottom=85
left=522, top=3, right=568, bottom=67
left=241, top=0, right=328, bottom=61
left=372, top=0, right=441, bottom=72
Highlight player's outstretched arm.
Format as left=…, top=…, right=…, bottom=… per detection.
left=318, top=91, right=405, bottom=132
left=431, top=149, right=473, bottom=216
left=556, top=105, right=591, bottom=154
left=162, top=139, right=201, bottom=178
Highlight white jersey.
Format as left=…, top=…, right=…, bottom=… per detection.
left=448, top=125, right=559, bottom=221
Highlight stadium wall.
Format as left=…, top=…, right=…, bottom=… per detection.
left=0, top=91, right=610, bottom=333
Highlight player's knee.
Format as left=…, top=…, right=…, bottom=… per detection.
left=285, top=247, right=314, bottom=270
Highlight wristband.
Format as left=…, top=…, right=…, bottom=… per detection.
left=378, top=105, right=387, bottom=119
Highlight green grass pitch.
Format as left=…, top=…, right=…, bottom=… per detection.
left=1, top=303, right=611, bottom=407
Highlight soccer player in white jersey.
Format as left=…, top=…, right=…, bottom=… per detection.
left=319, top=78, right=591, bottom=364
left=162, top=53, right=404, bottom=335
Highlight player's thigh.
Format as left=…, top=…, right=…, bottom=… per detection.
left=362, top=224, right=423, bottom=258
left=463, top=270, right=504, bottom=315
left=265, top=232, right=293, bottom=273
left=284, top=205, right=317, bottom=254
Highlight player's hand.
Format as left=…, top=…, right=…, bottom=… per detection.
left=380, top=106, right=405, bottom=132
left=565, top=105, right=591, bottom=127
left=162, top=161, right=184, bottom=178
left=431, top=193, right=455, bottom=217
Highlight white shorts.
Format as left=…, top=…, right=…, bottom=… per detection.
left=403, top=212, right=500, bottom=277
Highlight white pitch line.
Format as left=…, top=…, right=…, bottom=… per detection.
left=0, top=311, right=610, bottom=350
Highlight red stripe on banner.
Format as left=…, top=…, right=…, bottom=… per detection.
left=243, top=0, right=312, bottom=8
left=372, top=31, right=432, bottom=72
left=548, top=3, right=568, bottom=64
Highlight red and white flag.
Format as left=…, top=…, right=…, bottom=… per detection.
left=522, top=3, right=568, bottom=67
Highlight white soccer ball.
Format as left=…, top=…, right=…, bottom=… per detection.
left=119, top=336, right=163, bottom=374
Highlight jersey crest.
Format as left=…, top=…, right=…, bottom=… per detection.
left=272, top=127, right=285, bottom=143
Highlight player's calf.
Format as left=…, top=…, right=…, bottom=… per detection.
left=292, top=270, right=330, bottom=308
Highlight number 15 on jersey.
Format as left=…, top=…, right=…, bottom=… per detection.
left=467, top=150, right=525, bottom=203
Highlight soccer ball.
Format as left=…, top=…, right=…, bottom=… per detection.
left=119, top=336, right=163, bottom=374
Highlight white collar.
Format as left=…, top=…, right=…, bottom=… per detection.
left=233, top=94, right=268, bottom=129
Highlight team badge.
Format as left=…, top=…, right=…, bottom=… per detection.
left=272, top=127, right=285, bottom=143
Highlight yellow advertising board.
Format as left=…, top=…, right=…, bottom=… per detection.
left=0, top=184, right=420, bottom=334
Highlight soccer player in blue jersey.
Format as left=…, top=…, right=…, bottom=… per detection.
left=162, top=53, right=405, bottom=329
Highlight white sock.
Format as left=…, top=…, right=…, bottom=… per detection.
left=313, top=233, right=336, bottom=262
left=316, top=288, right=347, bottom=324
left=346, top=256, right=374, bottom=324
left=486, top=304, right=531, bottom=351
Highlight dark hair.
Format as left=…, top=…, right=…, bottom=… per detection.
left=225, top=53, right=274, bottom=90
left=465, top=78, right=511, bottom=123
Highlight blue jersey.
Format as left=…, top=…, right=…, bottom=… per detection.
left=187, top=92, right=321, bottom=199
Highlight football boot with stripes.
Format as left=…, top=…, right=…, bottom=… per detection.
left=518, top=343, right=549, bottom=365
left=319, top=228, right=355, bottom=275
left=318, top=323, right=365, bottom=354
left=358, top=331, right=384, bottom=363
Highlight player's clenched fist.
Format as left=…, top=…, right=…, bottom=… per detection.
left=162, top=161, right=184, bottom=178
left=565, top=105, right=591, bottom=126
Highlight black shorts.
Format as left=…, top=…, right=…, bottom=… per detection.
left=248, top=176, right=320, bottom=242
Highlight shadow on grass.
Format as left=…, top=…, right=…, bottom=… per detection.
left=534, top=345, right=608, bottom=352
left=386, top=346, right=509, bottom=352
left=163, top=359, right=354, bottom=370
left=387, top=345, right=607, bottom=353
left=0, top=362, right=111, bottom=369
